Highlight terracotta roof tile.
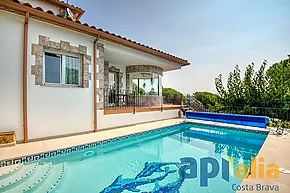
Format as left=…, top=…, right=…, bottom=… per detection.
left=23, top=2, right=33, bottom=8
left=42, top=0, right=84, bottom=13
left=35, top=7, right=44, bottom=12
left=57, top=0, right=82, bottom=10
left=46, top=10, right=54, bottom=15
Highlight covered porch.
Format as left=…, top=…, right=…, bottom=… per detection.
left=100, top=40, right=184, bottom=114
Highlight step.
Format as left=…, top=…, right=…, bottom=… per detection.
left=34, top=162, right=66, bottom=193
left=5, top=162, right=52, bottom=193
left=0, top=163, right=38, bottom=191
left=0, top=163, right=23, bottom=180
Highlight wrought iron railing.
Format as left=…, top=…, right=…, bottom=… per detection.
left=203, top=106, right=290, bottom=121
left=185, top=103, right=290, bottom=121
left=104, top=89, right=164, bottom=109
left=103, top=89, right=186, bottom=112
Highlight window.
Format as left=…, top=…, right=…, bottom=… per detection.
left=44, top=53, right=61, bottom=84
left=109, top=72, right=116, bottom=91
left=130, top=72, right=162, bottom=96
left=44, top=52, right=80, bottom=86
left=65, top=56, right=80, bottom=85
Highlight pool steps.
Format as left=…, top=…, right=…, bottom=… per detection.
left=0, top=163, right=23, bottom=180
left=0, top=162, right=66, bottom=192
left=34, top=162, right=66, bottom=193
left=0, top=163, right=38, bottom=191
left=6, top=163, right=52, bottom=193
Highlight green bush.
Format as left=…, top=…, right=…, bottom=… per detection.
left=269, top=121, right=290, bottom=129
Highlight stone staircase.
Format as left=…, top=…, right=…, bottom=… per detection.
left=0, top=162, right=66, bottom=193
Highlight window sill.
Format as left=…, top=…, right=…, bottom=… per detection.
left=41, top=83, right=83, bottom=88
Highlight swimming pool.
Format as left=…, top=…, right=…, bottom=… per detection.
left=0, top=122, right=268, bottom=193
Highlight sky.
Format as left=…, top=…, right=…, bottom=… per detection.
left=69, top=0, right=290, bottom=94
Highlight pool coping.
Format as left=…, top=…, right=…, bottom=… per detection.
left=0, top=118, right=269, bottom=167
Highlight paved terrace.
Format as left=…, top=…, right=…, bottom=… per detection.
left=0, top=118, right=289, bottom=192
left=241, top=128, right=290, bottom=193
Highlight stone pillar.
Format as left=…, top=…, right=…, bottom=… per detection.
left=126, top=73, right=130, bottom=92
left=119, top=72, right=123, bottom=93
left=104, top=61, right=109, bottom=92
left=104, top=64, right=123, bottom=93
left=103, top=61, right=109, bottom=107
left=97, top=43, right=104, bottom=110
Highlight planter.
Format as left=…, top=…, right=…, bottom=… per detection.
left=0, top=131, right=16, bottom=148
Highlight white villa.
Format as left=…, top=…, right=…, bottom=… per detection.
left=0, top=0, right=190, bottom=143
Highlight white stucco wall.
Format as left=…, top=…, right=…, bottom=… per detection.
left=27, top=19, right=95, bottom=139
left=0, top=12, right=24, bottom=140
left=97, top=110, right=179, bottom=130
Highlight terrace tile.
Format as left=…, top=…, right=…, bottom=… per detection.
left=241, top=128, right=290, bottom=193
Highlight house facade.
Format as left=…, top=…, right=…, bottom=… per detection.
left=0, top=0, right=190, bottom=142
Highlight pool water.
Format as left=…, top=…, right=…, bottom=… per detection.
left=2, top=123, right=268, bottom=193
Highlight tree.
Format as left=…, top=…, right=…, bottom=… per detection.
left=215, top=59, right=290, bottom=108
left=193, top=92, right=221, bottom=108
left=243, top=63, right=255, bottom=105
left=266, top=58, right=290, bottom=108
left=162, top=88, right=185, bottom=105
left=132, top=82, right=145, bottom=95
left=215, top=65, right=246, bottom=106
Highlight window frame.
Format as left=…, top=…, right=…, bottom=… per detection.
left=43, top=50, right=81, bottom=87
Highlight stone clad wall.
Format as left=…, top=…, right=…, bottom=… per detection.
left=104, top=62, right=123, bottom=93
left=126, top=65, right=163, bottom=75
left=97, top=43, right=104, bottom=110
left=31, top=35, right=92, bottom=87
left=104, top=61, right=109, bottom=93
left=126, top=73, right=130, bottom=91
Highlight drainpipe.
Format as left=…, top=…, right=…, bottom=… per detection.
left=23, top=12, right=29, bottom=143
left=93, top=36, right=100, bottom=132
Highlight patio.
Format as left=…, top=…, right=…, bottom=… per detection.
left=241, top=128, right=290, bottom=193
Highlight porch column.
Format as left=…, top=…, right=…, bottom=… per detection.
left=126, top=73, right=131, bottom=92
left=97, top=43, right=104, bottom=110
left=104, top=63, right=123, bottom=93
left=104, top=61, right=109, bottom=92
